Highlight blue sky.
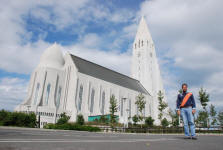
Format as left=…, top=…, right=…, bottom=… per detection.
left=0, top=0, right=223, bottom=113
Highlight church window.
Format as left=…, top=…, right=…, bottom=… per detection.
left=142, top=40, right=143, bottom=47
left=121, top=98, right=123, bottom=116
left=149, top=104, right=152, bottom=116
left=136, top=104, right=139, bottom=115
left=100, top=91, right=105, bottom=114
left=147, top=40, right=149, bottom=46
left=78, top=85, right=83, bottom=111
left=129, top=99, right=131, bottom=117
left=45, top=83, right=51, bottom=105
left=138, top=40, right=140, bottom=48
left=150, top=52, right=153, bottom=57
left=135, top=43, right=136, bottom=49
left=56, top=86, right=62, bottom=108
left=33, top=83, right=40, bottom=105
left=90, top=88, right=95, bottom=113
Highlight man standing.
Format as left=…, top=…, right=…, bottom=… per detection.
left=176, top=83, right=197, bottom=140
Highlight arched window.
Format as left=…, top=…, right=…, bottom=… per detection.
left=138, top=40, right=140, bottom=48
left=45, top=83, right=51, bottom=105
left=141, top=40, right=143, bottom=47
left=78, top=85, right=83, bottom=111
left=33, top=83, right=40, bottom=105
left=90, top=89, right=95, bottom=113
left=121, top=98, right=123, bottom=116
left=136, top=104, right=139, bottom=115
left=129, top=99, right=131, bottom=117
left=100, top=91, right=105, bottom=114
left=135, top=43, right=136, bottom=49
left=56, top=86, right=62, bottom=108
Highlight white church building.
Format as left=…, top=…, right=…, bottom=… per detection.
left=15, top=17, right=168, bottom=127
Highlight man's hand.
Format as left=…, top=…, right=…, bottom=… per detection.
left=177, top=110, right=180, bottom=116
left=192, top=109, right=196, bottom=114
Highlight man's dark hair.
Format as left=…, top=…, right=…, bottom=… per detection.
left=182, top=83, right=188, bottom=88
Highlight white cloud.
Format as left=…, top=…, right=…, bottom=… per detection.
left=78, top=33, right=102, bottom=48
left=0, top=77, right=28, bottom=110
left=0, top=0, right=135, bottom=75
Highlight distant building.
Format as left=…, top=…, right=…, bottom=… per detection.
left=15, top=17, right=167, bottom=127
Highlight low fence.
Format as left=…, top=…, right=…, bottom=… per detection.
left=96, top=126, right=223, bottom=134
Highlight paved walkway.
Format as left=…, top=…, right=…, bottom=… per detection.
left=0, top=127, right=222, bottom=150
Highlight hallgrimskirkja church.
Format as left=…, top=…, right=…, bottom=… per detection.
left=15, top=17, right=168, bottom=128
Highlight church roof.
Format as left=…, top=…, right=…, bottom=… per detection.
left=70, top=54, right=149, bottom=95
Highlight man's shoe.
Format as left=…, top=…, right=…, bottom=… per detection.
left=184, top=137, right=191, bottom=139
left=191, top=137, right=197, bottom=140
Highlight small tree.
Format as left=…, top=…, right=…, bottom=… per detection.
left=99, top=115, right=109, bottom=124
left=57, top=112, right=70, bottom=125
left=196, top=111, right=209, bottom=127
left=76, top=114, right=85, bottom=125
left=161, top=118, right=169, bottom=127
left=158, top=90, right=168, bottom=124
left=218, top=111, right=223, bottom=127
left=135, top=93, right=146, bottom=128
left=168, top=108, right=179, bottom=127
left=198, top=88, right=210, bottom=126
left=145, top=116, right=154, bottom=127
left=199, top=88, right=209, bottom=110
left=109, top=95, right=118, bottom=127
left=178, top=89, right=183, bottom=94
left=132, top=115, right=139, bottom=125
left=209, top=104, right=217, bottom=126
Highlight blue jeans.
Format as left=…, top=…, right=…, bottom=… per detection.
left=180, top=107, right=196, bottom=137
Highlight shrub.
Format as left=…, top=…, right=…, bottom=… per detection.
left=0, top=110, right=36, bottom=128
left=44, top=123, right=101, bottom=132
left=145, top=116, right=154, bottom=127
left=76, top=114, right=85, bottom=125
left=132, top=115, right=139, bottom=125
left=99, top=115, right=109, bottom=123
left=57, top=112, right=70, bottom=125
left=43, top=123, right=56, bottom=129
left=161, top=118, right=169, bottom=127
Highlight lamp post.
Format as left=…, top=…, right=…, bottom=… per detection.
left=126, top=108, right=129, bottom=128
left=122, top=97, right=129, bottom=128
left=27, top=105, right=31, bottom=114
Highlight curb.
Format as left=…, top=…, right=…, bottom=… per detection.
left=1, top=126, right=223, bottom=136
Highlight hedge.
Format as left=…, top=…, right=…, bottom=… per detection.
left=0, top=109, right=37, bottom=128
left=44, top=123, right=101, bottom=132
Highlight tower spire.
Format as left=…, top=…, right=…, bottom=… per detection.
left=134, top=16, right=153, bottom=43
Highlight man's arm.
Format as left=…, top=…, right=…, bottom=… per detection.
left=176, top=94, right=181, bottom=115
left=191, top=94, right=196, bottom=114
left=176, top=94, right=181, bottom=111
left=191, top=94, right=196, bottom=109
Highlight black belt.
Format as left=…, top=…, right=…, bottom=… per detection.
left=180, top=106, right=192, bottom=108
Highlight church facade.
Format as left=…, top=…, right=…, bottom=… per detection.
left=15, top=17, right=167, bottom=127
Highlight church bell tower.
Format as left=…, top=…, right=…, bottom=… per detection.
left=131, top=16, right=166, bottom=124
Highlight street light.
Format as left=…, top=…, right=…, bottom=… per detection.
left=27, top=105, right=31, bottom=114
left=126, top=108, right=129, bottom=128
left=121, top=97, right=129, bottom=128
